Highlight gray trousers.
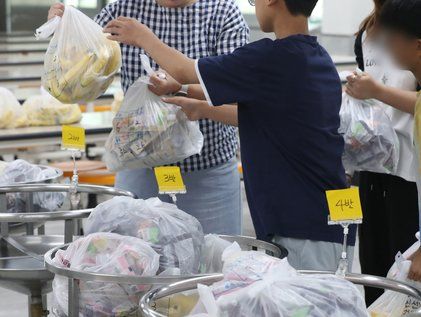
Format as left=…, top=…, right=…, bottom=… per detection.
left=273, top=236, right=355, bottom=272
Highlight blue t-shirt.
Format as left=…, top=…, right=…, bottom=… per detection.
left=197, top=35, right=356, bottom=245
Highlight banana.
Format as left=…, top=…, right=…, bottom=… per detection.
left=103, top=41, right=121, bottom=76
left=58, top=52, right=94, bottom=90
left=80, top=52, right=108, bottom=87
left=72, top=82, right=93, bottom=102
left=44, top=70, right=64, bottom=100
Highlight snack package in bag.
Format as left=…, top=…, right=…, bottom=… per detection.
left=35, top=6, right=121, bottom=103
left=85, top=196, right=204, bottom=274
left=190, top=247, right=369, bottom=317
left=0, top=87, right=28, bottom=129
left=104, top=55, right=204, bottom=171
left=369, top=241, right=421, bottom=317
left=51, top=232, right=160, bottom=316
left=339, top=92, right=399, bottom=174
left=22, top=93, right=81, bottom=126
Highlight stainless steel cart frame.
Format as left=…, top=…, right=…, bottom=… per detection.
left=140, top=271, right=421, bottom=317
left=44, top=235, right=284, bottom=317
left=0, top=183, right=135, bottom=317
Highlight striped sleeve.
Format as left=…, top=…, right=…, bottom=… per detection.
left=94, top=1, right=120, bottom=27
left=214, top=0, right=250, bottom=56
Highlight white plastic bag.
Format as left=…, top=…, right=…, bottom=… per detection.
left=36, top=6, right=121, bottom=103
left=52, top=232, right=160, bottom=316
left=0, top=159, right=65, bottom=213
left=0, top=87, right=28, bottom=129
left=369, top=241, right=421, bottom=317
left=339, top=92, right=400, bottom=174
left=22, top=94, right=81, bottom=126
left=199, top=234, right=232, bottom=273
left=85, top=196, right=204, bottom=274
left=104, top=55, right=204, bottom=171
left=191, top=250, right=369, bottom=317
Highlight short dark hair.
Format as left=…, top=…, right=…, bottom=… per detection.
left=380, top=0, right=421, bottom=38
left=283, top=0, right=319, bottom=17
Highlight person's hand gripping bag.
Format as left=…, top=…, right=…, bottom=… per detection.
left=369, top=252, right=421, bottom=316
left=339, top=91, right=400, bottom=174
left=104, top=55, right=204, bottom=171
left=35, top=6, right=121, bottom=103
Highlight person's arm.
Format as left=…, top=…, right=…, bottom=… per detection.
left=345, top=72, right=417, bottom=114
left=408, top=248, right=421, bottom=281
left=162, top=96, right=238, bottom=126
left=146, top=0, right=248, bottom=99
left=148, top=71, right=206, bottom=99
left=104, top=17, right=265, bottom=106
left=104, top=17, right=198, bottom=84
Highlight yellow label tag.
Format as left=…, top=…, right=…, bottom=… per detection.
left=61, top=125, right=86, bottom=151
left=154, top=166, right=186, bottom=194
left=326, top=187, right=363, bottom=222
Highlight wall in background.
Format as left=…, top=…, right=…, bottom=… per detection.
left=322, top=0, right=373, bottom=35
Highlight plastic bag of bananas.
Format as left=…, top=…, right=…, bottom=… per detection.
left=35, top=5, right=121, bottom=104
left=22, top=94, right=82, bottom=127
left=104, top=55, right=204, bottom=171
left=0, top=87, right=28, bottom=129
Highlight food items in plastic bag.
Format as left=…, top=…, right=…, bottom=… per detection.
left=339, top=92, right=400, bottom=174
left=52, top=232, right=160, bottom=316
left=22, top=95, right=82, bottom=126
left=104, top=55, right=203, bottom=171
left=199, top=234, right=232, bottom=274
left=111, top=90, right=124, bottom=113
left=190, top=247, right=369, bottom=317
left=369, top=241, right=421, bottom=317
left=0, top=159, right=64, bottom=213
left=36, top=6, right=121, bottom=103
left=85, top=196, right=204, bottom=274
left=0, top=87, right=28, bottom=128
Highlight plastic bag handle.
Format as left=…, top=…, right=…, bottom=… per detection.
left=35, top=16, right=61, bottom=40
left=140, top=54, right=155, bottom=76
left=197, top=283, right=218, bottom=317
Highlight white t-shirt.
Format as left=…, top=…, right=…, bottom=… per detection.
left=362, top=32, right=418, bottom=182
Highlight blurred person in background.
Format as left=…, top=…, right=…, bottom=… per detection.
left=346, top=0, right=419, bottom=305
left=378, top=0, right=421, bottom=282
left=47, top=0, right=249, bottom=235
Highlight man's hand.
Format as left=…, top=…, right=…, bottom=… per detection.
left=345, top=72, right=382, bottom=100
left=149, top=71, right=182, bottom=96
left=163, top=96, right=210, bottom=121
left=48, top=3, right=64, bottom=20
left=103, top=17, right=154, bottom=47
left=408, top=248, right=421, bottom=281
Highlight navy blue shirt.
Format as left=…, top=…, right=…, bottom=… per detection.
left=197, top=35, right=356, bottom=245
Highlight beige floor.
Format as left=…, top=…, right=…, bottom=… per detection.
left=0, top=185, right=361, bottom=316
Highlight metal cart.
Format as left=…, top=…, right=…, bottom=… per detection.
left=44, top=235, right=285, bottom=317
left=0, top=183, right=135, bottom=317
left=2, top=164, right=62, bottom=234
left=140, top=271, right=421, bottom=317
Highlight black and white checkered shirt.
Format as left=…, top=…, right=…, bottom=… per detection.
left=95, top=0, right=249, bottom=172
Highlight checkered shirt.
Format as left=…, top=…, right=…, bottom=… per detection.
left=95, top=0, right=249, bottom=172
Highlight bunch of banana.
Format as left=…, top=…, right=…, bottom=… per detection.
left=43, top=39, right=121, bottom=103
left=22, top=96, right=82, bottom=127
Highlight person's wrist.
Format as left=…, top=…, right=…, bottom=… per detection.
left=175, top=83, right=183, bottom=93
left=135, top=25, right=153, bottom=48
left=201, top=102, right=213, bottom=119
left=371, top=82, right=384, bottom=100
